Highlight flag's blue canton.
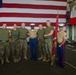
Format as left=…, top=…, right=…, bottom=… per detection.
left=0, top=0, right=2, bottom=8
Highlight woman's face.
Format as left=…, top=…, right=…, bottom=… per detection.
left=2, top=24, right=7, bottom=29
left=13, top=24, right=17, bottom=29
left=39, top=24, right=43, bottom=30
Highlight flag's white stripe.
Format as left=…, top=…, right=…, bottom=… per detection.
left=71, top=10, right=76, bottom=18
left=0, top=17, right=66, bottom=23
left=3, top=0, right=67, bottom=6
left=0, top=8, right=66, bottom=15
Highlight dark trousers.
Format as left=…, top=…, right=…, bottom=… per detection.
left=57, top=43, right=65, bottom=67
left=29, top=38, right=37, bottom=60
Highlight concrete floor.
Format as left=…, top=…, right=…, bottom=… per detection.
left=0, top=43, right=76, bottom=75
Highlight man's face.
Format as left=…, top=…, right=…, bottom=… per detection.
left=2, top=24, right=7, bottom=29
left=31, top=26, right=34, bottom=29
left=21, top=23, right=25, bottom=28
left=59, top=27, right=63, bottom=31
left=39, top=24, right=43, bottom=30
left=46, top=21, right=51, bottom=26
left=13, top=24, right=17, bottom=29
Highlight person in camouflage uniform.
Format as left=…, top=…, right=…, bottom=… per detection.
left=37, top=24, right=46, bottom=61
left=19, top=23, right=28, bottom=60
left=10, top=24, right=20, bottom=62
left=0, top=23, right=10, bottom=65
left=44, top=20, right=54, bottom=65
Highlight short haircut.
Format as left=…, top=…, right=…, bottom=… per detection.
left=46, top=20, right=50, bottom=22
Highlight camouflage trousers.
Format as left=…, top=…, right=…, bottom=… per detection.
left=45, top=38, right=53, bottom=60
left=19, top=39, right=28, bottom=58
left=11, top=39, right=20, bottom=59
left=0, top=41, right=10, bottom=59
left=38, top=39, right=46, bottom=56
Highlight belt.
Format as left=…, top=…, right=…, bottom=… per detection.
left=30, top=38, right=36, bottom=39
left=45, top=38, right=50, bottom=39
left=39, top=39, right=44, bottom=40
left=0, top=40, right=2, bottom=42
left=57, top=42, right=62, bottom=44
left=19, top=38, right=26, bottom=40
left=12, top=39, right=19, bottom=41
left=0, top=40, right=8, bottom=42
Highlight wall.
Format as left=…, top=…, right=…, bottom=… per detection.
left=74, top=25, right=76, bottom=41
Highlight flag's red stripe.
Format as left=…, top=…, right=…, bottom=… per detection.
left=0, top=22, right=66, bottom=26
left=3, top=3, right=66, bottom=10
left=0, top=13, right=66, bottom=18
left=70, top=18, right=76, bottom=24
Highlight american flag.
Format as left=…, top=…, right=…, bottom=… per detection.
left=0, top=0, right=67, bottom=29
left=70, top=10, right=76, bottom=24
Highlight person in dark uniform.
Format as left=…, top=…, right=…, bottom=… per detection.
left=57, top=24, right=67, bottom=68
left=29, top=23, right=38, bottom=60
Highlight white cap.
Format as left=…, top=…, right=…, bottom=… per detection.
left=30, top=23, right=35, bottom=26
left=58, top=23, right=64, bottom=27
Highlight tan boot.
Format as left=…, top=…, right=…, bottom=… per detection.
left=38, top=55, right=43, bottom=60
left=50, top=61, right=54, bottom=66
left=46, top=58, right=50, bottom=62
left=1, top=59, right=4, bottom=65
left=19, top=57, right=21, bottom=61
left=14, top=57, right=16, bottom=62
left=16, top=58, right=19, bottom=62
left=43, top=56, right=46, bottom=62
left=24, top=56, right=28, bottom=60
left=6, top=58, right=10, bottom=63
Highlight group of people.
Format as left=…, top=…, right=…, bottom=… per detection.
left=0, top=20, right=67, bottom=68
